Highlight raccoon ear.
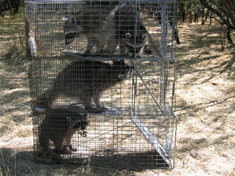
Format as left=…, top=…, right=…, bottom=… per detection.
left=125, top=33, right=131, bottom=39
left=69, top=17, right=77, bottom=25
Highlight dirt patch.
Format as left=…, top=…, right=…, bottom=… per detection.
left=172, top=23, right=235, bottom=176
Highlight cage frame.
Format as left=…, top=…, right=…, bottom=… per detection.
left=25, top=0, right=178, bottom=169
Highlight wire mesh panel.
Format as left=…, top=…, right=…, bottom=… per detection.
left=25, top=0, right=178, bottom=58
left=25, top=0, right=177, bottom=169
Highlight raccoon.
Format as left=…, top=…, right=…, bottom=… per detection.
left=64, top=3, right=120, bottom=55
left=116, top=3, right=152, bottom=58
left=35, top=60, right=133, bottom=113
left=38, top=108, right=88, bottom=157
left=64, top=3, right=151, bottom=57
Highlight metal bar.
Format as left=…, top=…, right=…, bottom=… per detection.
left=130, top=112, right=172, bottom=167
left=130, top=60, right=164, bottom=113
left=128, top=1, right=163, bottom=60
left=25, top=0, right=178, bottom=4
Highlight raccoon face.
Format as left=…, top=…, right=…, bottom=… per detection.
left=63, top=17, right=83, bottom=45
left=124, top=32, right=150, bottom=58
left=66, top=116, right=88, bottom=131
left=73, top=119, right=89, bottom=130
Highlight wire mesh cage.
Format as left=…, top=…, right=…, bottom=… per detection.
left=25, top=0, right=178, bottom=169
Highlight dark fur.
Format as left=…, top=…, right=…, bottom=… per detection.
left=64, top=4, right=120, bottom=55
left=116, top=3, right=152, bottom=58
left=38, top=108, right=88, bottom=156
left=35, top=60, right=133, bottom=112
left=64, top=3, right=151, bottom=57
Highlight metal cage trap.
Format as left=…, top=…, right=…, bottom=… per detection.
left=24, top=0, right=178, bottom=169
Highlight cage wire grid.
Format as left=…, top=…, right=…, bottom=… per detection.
left=25, top=0, right=178, bottom=169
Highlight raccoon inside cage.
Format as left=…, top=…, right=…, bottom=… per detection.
left=25, top=0, right=178, bottom=169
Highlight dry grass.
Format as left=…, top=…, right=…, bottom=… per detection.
left=172, top=22, right=235, bottom=176
left=0, top=10, right=235, bottom=175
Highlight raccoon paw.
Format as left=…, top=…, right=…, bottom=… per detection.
left=79, top=130, right=88, bottom=137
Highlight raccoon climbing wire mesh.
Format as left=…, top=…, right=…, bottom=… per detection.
left=25, top=0, right=178, bottom=169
